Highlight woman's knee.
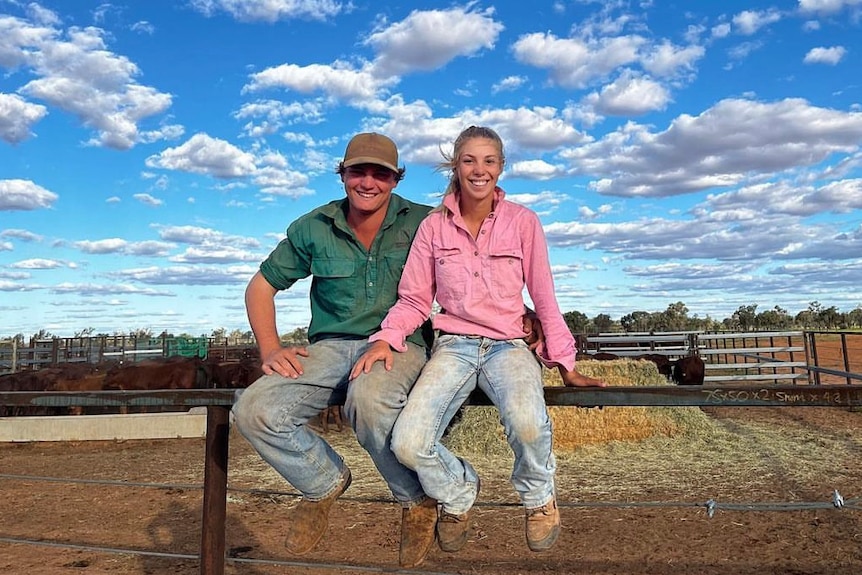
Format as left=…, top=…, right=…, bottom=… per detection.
left=390, top=422, right=422, bottom=468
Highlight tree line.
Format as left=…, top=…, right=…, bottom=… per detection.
left=5, top=301, right=861, bottom=345
left=564, top=301, right=862, bottom=334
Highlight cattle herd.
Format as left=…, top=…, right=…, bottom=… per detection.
left=0, top=355, right=263, bottom=416
left=577, top=351, right=706, bottom=386
left=0, top=352, right=705, bottom=418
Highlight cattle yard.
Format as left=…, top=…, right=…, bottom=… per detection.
left=2, top=331, right=862, bottom=574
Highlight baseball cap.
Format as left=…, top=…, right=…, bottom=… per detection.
left=342, top=133, right=400, bottom=173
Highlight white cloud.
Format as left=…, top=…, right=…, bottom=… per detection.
left=366, top=6, right=503, bottom=77
left=561, top=98, right=862, bottom=198
left=0, top=179, right=58, bottom=210
left=585, top=70, right=671, bottom=116
left=512, top=32, right=645, bottom=89
left=2, top=12, right=174, bottom=149
left=134, top=193, right=163, bottom=207
left=803, top=46, right=847, bottom=64
left=0, top=93, right=48, bottom=143
left=732, top=9, right=783, bottom=35
left=798, top=0, right=862, bottom=15
left=492, top=76, right=526, bottom=94
left=145, top=133, right=257, bottom=179
left=189, top=0, right=345, bottom=22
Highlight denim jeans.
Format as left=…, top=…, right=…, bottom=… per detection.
left=391, top=334, right=556, bottom=515
left=232, top=338, right=428, bottom=505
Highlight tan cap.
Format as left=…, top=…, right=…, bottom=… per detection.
left=342, top=133, right=400, bottom=173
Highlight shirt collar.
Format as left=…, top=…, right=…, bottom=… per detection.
left=443, top=186, right=506, bottom=216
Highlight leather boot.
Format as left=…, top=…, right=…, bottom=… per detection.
left=283, top=468, right=352, bottom=555
left=437, top=509, right=470, bottom=552
left=525, top=497, right=560, bottom=552
left=399, top=496, right=438, bottom=568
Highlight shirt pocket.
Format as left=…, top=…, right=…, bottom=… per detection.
left=382, top=249, right=410, bottom=304
left=489, top=244, right=524, bottom=298
left=310, top=258, right=357, bottom=314
left=433, top=246, right=468, bottom=300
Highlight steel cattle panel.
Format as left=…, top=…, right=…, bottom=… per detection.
left=3, top=385, right=862, bottom=411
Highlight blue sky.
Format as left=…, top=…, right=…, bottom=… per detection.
left=2, top=0, right=862, bottom=338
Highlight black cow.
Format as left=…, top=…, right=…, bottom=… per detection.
left=672, top=355, right=705, bottom=385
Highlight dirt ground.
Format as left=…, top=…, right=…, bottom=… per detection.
left=1, top=404, right=862, bottom=575
left=2, top=335, right=862, bottom=574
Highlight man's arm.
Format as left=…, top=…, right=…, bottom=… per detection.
left=246, top=271, right=308, bottom=378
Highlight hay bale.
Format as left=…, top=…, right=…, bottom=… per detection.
left=442, top=359, right=713, bottom=455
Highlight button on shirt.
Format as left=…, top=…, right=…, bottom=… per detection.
left=371, top=188, right=577, bottom=371
left=260, top=193, right=432, bottom=346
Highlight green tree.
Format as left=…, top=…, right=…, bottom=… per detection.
left=755, top=306, right=791, bottom=330
left=620, top=310, right=651, bottom=332
left=658, top=302, right=689, bottom=331
left=282, top=327, right=309, bottom=345
left=563, top=310, right=589, bottom=334
left=817, top=305, right=841, bottom=329
left=731, top=304, right=758, bottom=331
left=592, top=313, right=614, bottom=333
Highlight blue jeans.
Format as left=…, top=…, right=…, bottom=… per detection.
left=391, top=334, right=556, bottom=515
left=232, top=338, right=428, bottom=505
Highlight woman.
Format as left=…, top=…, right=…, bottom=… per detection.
left=351, top=125, right=605, bottom=554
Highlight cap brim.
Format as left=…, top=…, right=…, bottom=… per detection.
left=343, top=156, right=399, bottom=173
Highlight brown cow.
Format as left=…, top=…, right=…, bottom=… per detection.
left=672, top=355, right=705, bottom=385
left=102, top=356, right=207, bottom=391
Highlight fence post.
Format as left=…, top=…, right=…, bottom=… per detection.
left=200, top=406, right=230, bottom=575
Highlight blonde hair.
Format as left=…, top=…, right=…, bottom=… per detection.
left=434, top=126, right=506, bottom=211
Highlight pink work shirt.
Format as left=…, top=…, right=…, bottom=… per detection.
left=370, top=188, right=577, bottom=371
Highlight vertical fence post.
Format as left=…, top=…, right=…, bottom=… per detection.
left=200, top=405, right=230, bottom=575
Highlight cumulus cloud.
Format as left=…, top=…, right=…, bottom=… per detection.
left=803, top=46, right=847, bottom=64
left=732, top=9, right=783, bottom=35
left=366, top=6, right=503, bottom=77
left=798, top=0, right=862, bottom=15
left=145, top=133, right=257, bottom=178
left=560, top=98, right=862, bottom=198
left=0, top=179, right=58, bottom=210
left=512, top=32, right=645, bottom=89
left=1, top=9, right=174, bottom=149
left=492, top=76, right=527, bottom=94
left=133, top=193, right=163, bottom=207
left=0, top=93, right=48, bottom=143
left=585, top=70, right=671, bottom=116
left=189, top=0, right=345, bottom=22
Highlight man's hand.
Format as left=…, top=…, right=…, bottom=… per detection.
left=350, top=340, right=394, bottom=380
left=260, top=346, right=309, bottom=378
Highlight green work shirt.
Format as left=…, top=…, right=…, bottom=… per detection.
left=260, top=193, right=434, bottom=348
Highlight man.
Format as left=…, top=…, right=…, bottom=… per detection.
left=233, top=132, right=438, bottom=568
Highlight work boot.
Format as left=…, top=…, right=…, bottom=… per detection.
left=283, top=468, right=352, bottom=555
left=437, top=477, right=480, bottom=552
left=525, top=497, right=560, bottom=552
left=437, top=509, right=470, bottom=552
left=399, top=496, right=438, bottom=568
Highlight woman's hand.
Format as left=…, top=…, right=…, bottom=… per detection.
left=350, top=340, right=395, bottom=380
left=559, top=367, right=607, bottom=388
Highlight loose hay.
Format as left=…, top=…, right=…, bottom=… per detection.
left=442, top=359, right=716, bottom=456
